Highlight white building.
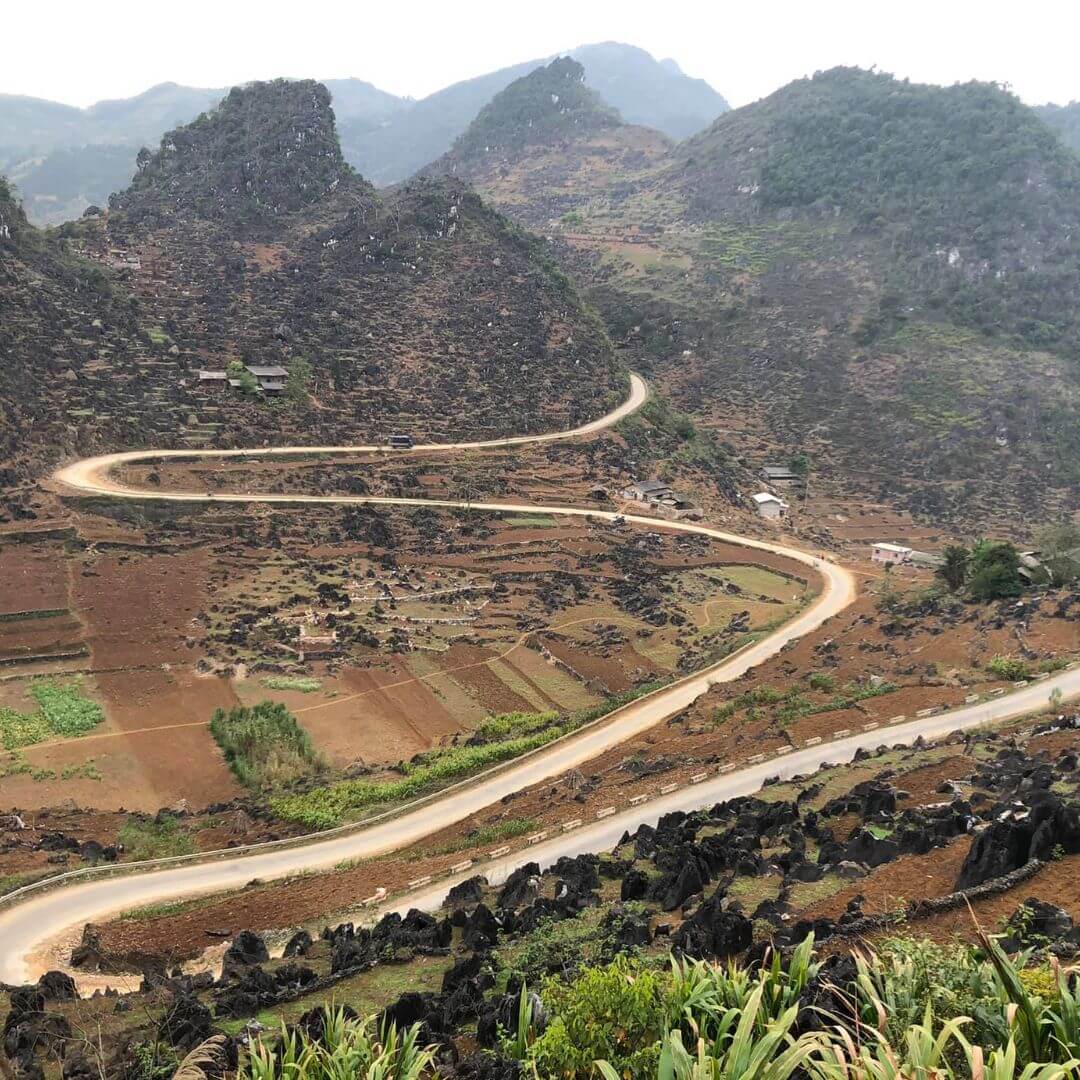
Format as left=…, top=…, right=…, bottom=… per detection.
left=871, top=542, right=913, bottom=565
left=752, top=492, right=788, bottom=520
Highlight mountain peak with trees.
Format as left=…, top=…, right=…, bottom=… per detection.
left=440, top=58, right=623, bottom=169
left=109, top=79, right=360, bottom=229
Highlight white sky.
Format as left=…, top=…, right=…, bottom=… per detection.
left=6, top=0, right=1080, bottom=109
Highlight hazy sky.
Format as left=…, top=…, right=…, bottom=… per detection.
left=7, top=0, right=1080, bottom=109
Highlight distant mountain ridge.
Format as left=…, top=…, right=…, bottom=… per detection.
left=1036, top=101, right=1080, bottom=154
left=0, top=44, right=727, bottom=224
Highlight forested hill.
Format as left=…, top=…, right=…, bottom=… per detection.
left=1036, top=101, right=1080, bottom=154
left=440, top=59, right=623, bottom=170
left=676, top=68, right=1080, bottom=339
left=110, top=79, right=361, bottom=230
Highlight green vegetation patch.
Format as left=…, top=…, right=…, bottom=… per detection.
left=0, top=678, right=105, bottom=750
left=118, top=814, right=194, bottom=861
left=210, top=701, right=327, bottom=792
left=262, top=675, right=322, bottom=693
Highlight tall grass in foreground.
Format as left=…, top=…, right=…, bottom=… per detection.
left=239, top=1009, right=432, bottom=1080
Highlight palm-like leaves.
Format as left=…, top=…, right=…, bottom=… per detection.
left=238, top=1008, right=433, bottom=1080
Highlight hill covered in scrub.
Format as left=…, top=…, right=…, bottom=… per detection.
left=110, top=79, right=360, bottom=229
left=442, top=65, right=1080, bottom=526
left=428, top=58, right=672, bottom=227
left=0, top=79, right=625, bottom=506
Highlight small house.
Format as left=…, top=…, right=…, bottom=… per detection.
left=761, top=465, right=802, bottom=487
left=623, top=480, right=673, bottom=504
left=245, top=364, right=289, bottom=393
left=871, top=543, right=913, bottom=565
left=752, top=492, right=788, bottom=520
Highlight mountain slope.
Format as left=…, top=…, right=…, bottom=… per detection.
left=0, top=79, right=624, bottom=498
left=460, top=66, right=1080, bottom=525
left=569, top=42, right=728, bottom=139
left=0, top=45, right=727, bottom=221
left=427, top=58, right=671, bottom=227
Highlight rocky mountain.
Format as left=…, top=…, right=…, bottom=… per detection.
left=427, top=58, right=671, bottom=228
left=0, top=44, right=727, bottom=223
left=0, top=80, right=624, bottom=505
left=438, top=65, right=1080, bottom=525
left=109, top=80, right=359, bottom=228
left=1036, top=101, right=1080, bottom=154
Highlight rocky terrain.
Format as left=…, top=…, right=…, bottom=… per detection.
left=6, top=712, right=1080, bottom=1078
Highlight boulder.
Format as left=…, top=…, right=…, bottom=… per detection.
left=620, top=868, right=649, bottom=901
left=282, top=929, right=313, bottom=957
left=497, top=863, right=541, bottom=910
left=444, top=875, right=487, bottom=909
left=672, top=887, right=751, bottom=959
left=158, top=994, right=212, bottom=1050
left=36, top=971, right=77, bottom=1002
left=221, top=930, right=269, bottom=976
left=274, top=963, right=318, bottom=992
left=1000, top=898, right=1079, bottom=951
left=462, top=904, right=500, bottom=951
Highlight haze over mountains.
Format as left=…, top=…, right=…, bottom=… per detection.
left=0, top=78, right=624, bottom=499
left=0, top=43, right=728, bottom=225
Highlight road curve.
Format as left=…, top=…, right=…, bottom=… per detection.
left=54, top=373, right=649, bottom=495
left=4, top=370, right=1073, bottom=986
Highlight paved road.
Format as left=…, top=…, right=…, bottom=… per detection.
left=2, top=371, right=1073, bottom=986
left=53, top=374, right=650, bottom=497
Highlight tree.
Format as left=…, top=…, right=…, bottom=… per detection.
left=226, top=360, right=258, bottom=395
left=285, top=357, right=313, bottom=404
left=967, top=539, right=1024, bottom=602
left=1035, top=521, right=1080, bottom=585
left=936, top=544, right=970, bottom=593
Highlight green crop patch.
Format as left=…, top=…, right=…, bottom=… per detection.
left=0, top=678, right=105, bottom=750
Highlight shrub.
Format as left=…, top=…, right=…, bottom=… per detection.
left=987, top=655, right=1031, bottom=682
left=529, top=958, right=668, bottom=1079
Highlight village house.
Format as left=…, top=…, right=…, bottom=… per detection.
left=197, top=370, right=228, bottom=388
left=623, top=479, right=673, bottom=504
left=622, top=479, right=703, bottom=520
left=871, top=542, right=913, bottom=565
left=760, top=464, right=802, bottom=487
left=245, top=364, right=288, bottom=392
left=752, top=492, right=788, bottom=520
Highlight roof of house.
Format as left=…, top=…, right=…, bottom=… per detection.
left=872, top=542, right=913, bottom=553
left=762, top=465, right=800, bottom=479
left=245, top=364, right=289, bottom=378
left=198, top=370, right=227, bottom=380
left=630, top=480, right=672, bottom=494
left=752, top=492, right=785, bottom=505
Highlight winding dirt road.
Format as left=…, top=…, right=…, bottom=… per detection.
left=1, top=371, right=1075, bottom=986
